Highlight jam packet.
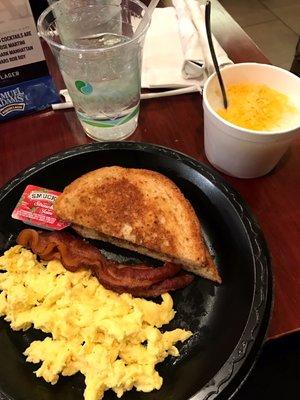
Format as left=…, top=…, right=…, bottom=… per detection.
left=12, top=185, right=69, bottom=230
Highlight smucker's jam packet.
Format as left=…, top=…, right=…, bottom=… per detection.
left=12, top=185, right=70, bottom=230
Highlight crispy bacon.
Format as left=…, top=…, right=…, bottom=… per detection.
left=17, top=229, right=194, bottom=297
left=99, top=272, right=195, bottom=298
left=100, top=261, right=182, bottom=289
left=17, top=229, right=102, bottom=271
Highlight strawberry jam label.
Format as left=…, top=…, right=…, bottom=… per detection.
left=12, top=185, right=69, bottom=230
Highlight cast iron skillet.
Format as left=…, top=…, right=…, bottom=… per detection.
left=0, top=142, right=272, bottom=400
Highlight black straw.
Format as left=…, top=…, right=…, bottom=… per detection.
left=205, top=1, right=228, bottom=109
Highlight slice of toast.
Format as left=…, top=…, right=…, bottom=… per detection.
left=54, top=166, right=221, bottom=283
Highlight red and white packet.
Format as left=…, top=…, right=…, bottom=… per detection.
left=12, top=185, right=70, bottom=230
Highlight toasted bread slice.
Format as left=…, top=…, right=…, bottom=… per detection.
left=54, top=167, right=221, bottom=283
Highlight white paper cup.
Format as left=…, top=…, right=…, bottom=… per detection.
left=203, top=63, right=300, bottom=178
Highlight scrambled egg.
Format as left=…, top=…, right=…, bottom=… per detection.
left=0, top=246, right=191, bottom=400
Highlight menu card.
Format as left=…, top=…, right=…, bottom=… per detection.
left=0, top=0, right=59, bottom=120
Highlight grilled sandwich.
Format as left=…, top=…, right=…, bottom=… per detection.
left=54, top=166, right=221, bottom=283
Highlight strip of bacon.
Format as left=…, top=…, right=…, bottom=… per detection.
left=17, top=229, right=102, bottom=271
left=97, top=272, right=195, bottom=298
left=17, top=229, right=194, bottom=297
left=100, top=261, right=182, bottom=288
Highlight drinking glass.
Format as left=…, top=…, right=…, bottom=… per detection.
left=38, top=0, right=150, bottom=141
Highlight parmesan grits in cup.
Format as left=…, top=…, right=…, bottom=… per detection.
left=203, top=63, right=300, bottom=178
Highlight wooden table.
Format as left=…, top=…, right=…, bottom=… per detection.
left=0, top=1, right=299, bottom=340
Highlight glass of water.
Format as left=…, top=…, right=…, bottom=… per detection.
left=38, top=0, right=150, bottom=141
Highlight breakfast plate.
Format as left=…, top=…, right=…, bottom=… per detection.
left=0, top=142, right=272, bottom=400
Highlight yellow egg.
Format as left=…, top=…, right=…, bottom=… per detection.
left=0, top=246, right=192, bottom=400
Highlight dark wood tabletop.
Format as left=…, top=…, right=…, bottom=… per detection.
left=0, top=0, right=299, bottom=341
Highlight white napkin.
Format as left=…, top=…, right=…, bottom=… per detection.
left=142, top=2, right=232, bottom=90
left=174, top=0, right=232, bottom=78
left=142, top=8, right=193, bottom=89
